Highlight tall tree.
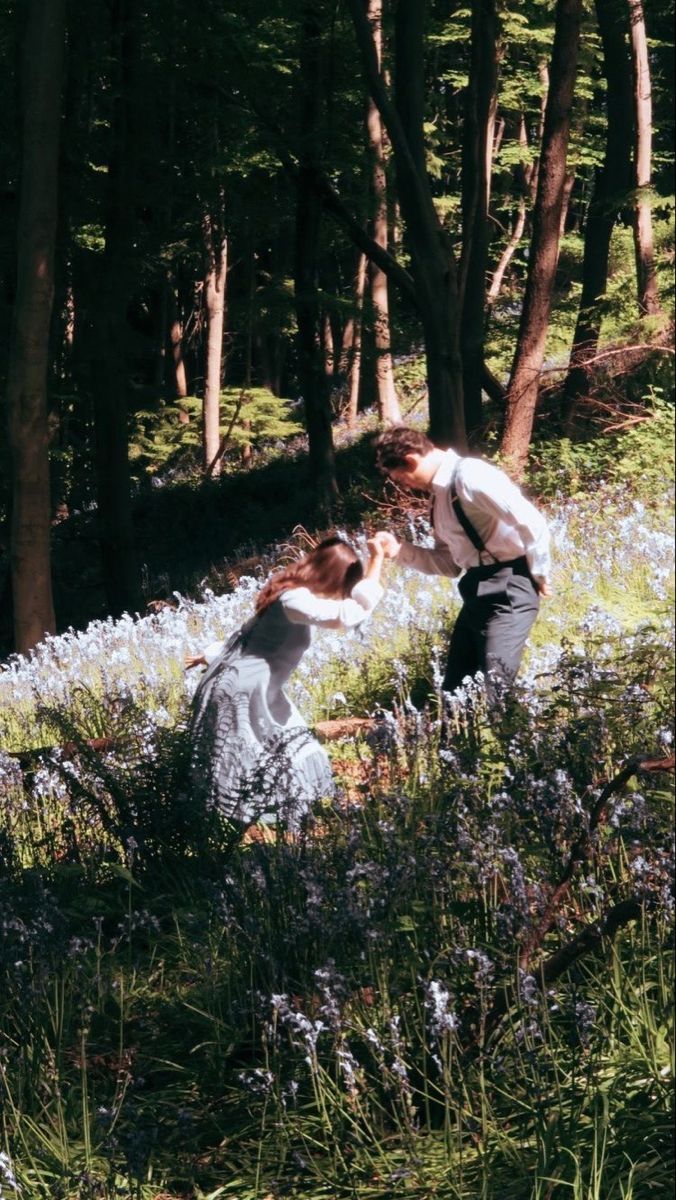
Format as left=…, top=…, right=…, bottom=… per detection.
left=295, top=1, right=338, bottom=501
left=345, top=250, right=368, bottom=429
left=6, top=0, right=65, bottom=652
left=628, top=0, right=662, bottom=317
left=92, top=0, right=141, bottom=616
left=487, top=61, right=549, bottom=307
left=366, top=0, right=401, bottom=426
left=346, top=0, right=466, bottom=448
left=459, top=0, right=501, bottom=440
left=563, top=0, right=633, bottom=422
left=202, top=201, right=228, bottom=477
left=501, top=0, right=583, bottom=474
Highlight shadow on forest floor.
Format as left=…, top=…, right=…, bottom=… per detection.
left=0, top=432, right=396, bottom=658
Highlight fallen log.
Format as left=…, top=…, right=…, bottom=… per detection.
left=314, top=717, right=377, bottom=742
left=4, top=737, right=116, bottom=769
left=4, top=719, right=381, bottom=767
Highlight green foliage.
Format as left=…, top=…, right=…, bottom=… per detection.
left=1, top=415, right=674, bottom=1193
left=485, top=215, right=675, bottom=389
left=217, top=386, right=304, bottom=449
left=527, top=396, right=675, bottom=501
left=128, top=387, right=304, bottom=477
left=0, top=615, right=672, bottom=1197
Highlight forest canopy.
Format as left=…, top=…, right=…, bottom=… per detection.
left=0, top=0, right=674, bottom=654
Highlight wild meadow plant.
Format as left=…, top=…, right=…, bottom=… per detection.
left=0, top=481, right=672, bottom=747
left=0, top=475, right=673, bottom=1196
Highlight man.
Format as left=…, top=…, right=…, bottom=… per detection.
left=372, top=426, right=551, bottom=701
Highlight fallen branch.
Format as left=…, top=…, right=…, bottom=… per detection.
left=6, top=719, right=384, bottom=766
left=462, top=895, right=644, bottom=1061
left=6, top=737, right=117, bottom=769
left=518, top=754, right=673, bottom=968
left=539, top=896, right=642, bottom=984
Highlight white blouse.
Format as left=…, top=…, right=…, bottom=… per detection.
left=281, top=579, right=383, bottom=628
left=202, top=578, right=383, bottom=663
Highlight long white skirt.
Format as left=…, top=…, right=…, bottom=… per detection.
left=189, top=640, right=333, bottom=829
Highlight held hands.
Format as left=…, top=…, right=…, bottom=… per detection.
left=363, top=531, right=400, bottom=585
left=371, top=530, right=401, bottom=559
left=365, top=535, right=385, bottom=583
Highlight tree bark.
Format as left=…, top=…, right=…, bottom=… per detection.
left=6, top=0, right=64, bottom=652
left=241, top=235, right=256, bottom=465
left=92, top=0, right=141, bottom=617
left=459, top=0, right=500, bottom=441
left=322, top=312, right=335, bottom=378
left=487, top=64, right=548, bottom=309
left=366, top=0, right=401, bottom=427
left=295, top=2, right=338, bottom=501
left=202, top=207, right=227, bottom=477
left=487, top=202, right=526, bottom=307
left=168, top=281, right=188, bottom=403
left=628, top=0, right=662, bottom=317
left=487, top=115, right=531, bottom=306
left=558, top=171, right=575, bottom=234
left=159, top=0, right=188, bottom=415
left=346, top=251, right=367, bottom=429
left=346, top=0, right=466, bottom=448
left=501, top=0, right=582, bottom=475
left=562, top=0, right=633, bottom=423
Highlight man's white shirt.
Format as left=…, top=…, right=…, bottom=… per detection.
left=397, top=449, right=551, bottom=588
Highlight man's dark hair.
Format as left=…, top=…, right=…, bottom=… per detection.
left=372, top=425, right=435, bottom=474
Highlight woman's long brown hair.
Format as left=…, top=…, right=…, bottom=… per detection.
left=255, top=537, right=364, bottom=616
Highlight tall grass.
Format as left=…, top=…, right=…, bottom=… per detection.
left=0, top=423, right=673, bottom=1199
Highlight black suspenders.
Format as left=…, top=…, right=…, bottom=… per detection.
left=449, top=462, right=498, bottom=563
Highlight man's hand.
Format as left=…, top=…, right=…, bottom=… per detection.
left=536, top=579, right=552, bottom=598
left=372, top=530, right=401, bottom=559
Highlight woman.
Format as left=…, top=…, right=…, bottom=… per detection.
left=186, top=535, right=385, bottom=830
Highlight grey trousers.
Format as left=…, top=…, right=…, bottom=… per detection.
left=443, top=557, right=540, bottom=702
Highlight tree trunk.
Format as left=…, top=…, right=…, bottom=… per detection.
left=322, top=312, right=335, bottom=378
left=295, top=3, right=338, bottom=501
left=559, top=171, right=575, bottom=234
left=487, top=199, right=527, bottom=306
left=531, top=64, right=550, bottom=202
left=459, top=0, right=500, bottom=441
left=346, top=0, right=466, bottom=448
left=159, top=1, right=188, bottom=414
left=628, top=0, right=662, bottom=317
left=395, top=0, right=465, bottom=446
left=487, top=114, right=532, bottom=305
left=501, top=0, right=582, bottom=475
left=366, top=0, right=401, bottom=426
left=202, top=207, right=227, bottom=478
left=346, top=251, right=367, bottom=429
left=153, top=276, right=169, bottom=393
left=6, top=0, right=64, bottom=652
left=168, top=280, right=189, bottom=403
left=562, top=0, right=633, bottom=423
left=339, top=316, right=355, bottom=375
left=92, top=0, right=141, bottom=618
left=241, top=237, right=255, bottom=465
left=489, top=111, right=504, bottom=199
left=487, top=66, right=548, bottom=308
